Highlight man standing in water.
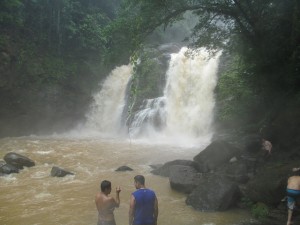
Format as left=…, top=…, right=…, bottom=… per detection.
left=95, top=180, right=121, bottom=225
left=286, top=169, right=300, bottom=225
left=129, top=175, right=158, bottom=225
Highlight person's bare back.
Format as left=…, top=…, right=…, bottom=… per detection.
left=95, top=180, right=121, bottom=225
left=95, top=192, right=116, bottom=221
left=287, top=176, right=300, bottom=190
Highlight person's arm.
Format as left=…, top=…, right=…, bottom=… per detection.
left=153, top=196, right=158, bottom=225
left=95, top=193, right=101, bottom=213
left=129, top=194, right=135, bottom=225
left=114, top=186, right=121, bottom=208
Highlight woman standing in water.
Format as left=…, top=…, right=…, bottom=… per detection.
left=95, top=180, right=121, bottom=225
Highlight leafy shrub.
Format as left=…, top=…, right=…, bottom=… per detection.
left=251, top=202, right=269, bottom=219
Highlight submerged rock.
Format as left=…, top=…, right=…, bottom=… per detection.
left=51, top=166, right=74, bottom=177
left=0, top=163, right=19, bottom=174
left=115, top=166, right=133, bottom=172
left=149, top=164, right=163, bottom=170
left=4, top=152, right=35, bottom=169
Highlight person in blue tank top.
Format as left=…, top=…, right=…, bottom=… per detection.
left=129, top=175, right=158, bottom=225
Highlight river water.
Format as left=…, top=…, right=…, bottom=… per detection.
left=0, top=136, right=252, bottom=225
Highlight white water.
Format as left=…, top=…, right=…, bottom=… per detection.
left=129, top=47, right=221, bottom=146
left=74, top=47, right=221, bottom=147
left=165, top=48, right=220, bottom=138
left=83, top=65, right=133, bottom=136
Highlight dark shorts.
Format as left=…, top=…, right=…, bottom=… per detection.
left=287, top=189, right=300, bottom=210
left=133, top=224, right=154, bottom=225
left=97, top=220, right=116, bottom=225
left=133, top=223, right=154, bottom=225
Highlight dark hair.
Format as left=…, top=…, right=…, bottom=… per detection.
left=101, top=180, right=111, bottom=192
left=134, top=175, right=145, bottom=185
left=292, top=170, right=300, bottom=177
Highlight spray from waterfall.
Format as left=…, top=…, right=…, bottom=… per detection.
left=75, top=47, right=220, bottom=145
left=129, top=47, right=221, bottom=145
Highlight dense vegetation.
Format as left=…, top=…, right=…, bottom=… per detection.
left=0, top=0, right=299, bottom=144
left=0, top=0, right=121, bottom=136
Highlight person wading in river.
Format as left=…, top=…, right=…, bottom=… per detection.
left=129, top=175, right=158, bottom=225
left=95, top=180, right=121, bottom=225
left=286, top=169, right=300, bottom=225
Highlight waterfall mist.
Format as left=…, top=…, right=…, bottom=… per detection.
left=70, top=47, right=221, bottom=147
left=129, top=47, right=221, bottom=146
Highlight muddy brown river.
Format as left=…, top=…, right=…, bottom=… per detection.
left=0, top=136, right=252, bottom=225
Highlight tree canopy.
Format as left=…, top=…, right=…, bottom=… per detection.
left=109, top=0, right=300, bottom=92
left=105, top=0, right=300, bottom=129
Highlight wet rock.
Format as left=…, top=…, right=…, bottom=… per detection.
left=169, top=165, right=201, bottom=194
left=0, top=160, right=5, bottom=167
left=151, top=159, right=203, bottom=177
left=149, top=164, right=163, bottom=170
left=4, top=152, right=35, bottom=169
left=193, top=140, right=241, bottom=172
left=243, top=163, right=290, bottom=205
left=186, top=174, right=240, bottom=211
left=115, top=166, right=133, bottom=172
left=243, top=134, right=261, bottom=153
left=221, top=161, right=249, bottom=184
left=51, top=166, right=74, bottom=177
left=0, top=163, right=19, bottom=174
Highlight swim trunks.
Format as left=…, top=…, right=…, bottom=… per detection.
left=97, top=220, right=116, bottom=225
left=287, top=188, right=300, bottom=210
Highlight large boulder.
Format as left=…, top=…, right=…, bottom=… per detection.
left=4, top=152, right=35, bottom=169
left=221, top=161, right=249, bottom=184
left=151, top=159, right=203, bottom=177
left=186, top=174, right=240, bottom=211
left=169, top=165, right=201, bottom=194
left=51, top=166, right=74, bottom=177
left=243, top=163, right=291, bottom=205
left=193, top=140, right=241, bottom=172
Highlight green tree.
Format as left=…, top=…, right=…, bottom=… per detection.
left=108, top=0, right=300, bottom=90
left=106, top=0, right=300, bottom=128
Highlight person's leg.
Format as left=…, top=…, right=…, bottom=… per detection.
left=287, top=208, right=293, bottom=225
left=287, top=195, right=296, bottom=225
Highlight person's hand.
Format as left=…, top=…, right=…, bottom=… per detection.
left=116, top=186, right=121, bottom=193
left=292, top=167, right=300, bottom=172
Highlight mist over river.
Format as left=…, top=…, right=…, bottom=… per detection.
left=0, top=136, right=252, bottom=225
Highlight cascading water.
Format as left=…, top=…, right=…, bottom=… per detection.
left=129, top=47, right=221, bottom=145
left=81, top=47, right=220, bottom=145
left=165, top=47, right=220, bottom=138
left=83, top=65, right=133, bottom=136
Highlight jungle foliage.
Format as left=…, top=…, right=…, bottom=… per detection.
left=108, top=0, right=300, bottom=128
left=0, top=0, right=121, bottom=136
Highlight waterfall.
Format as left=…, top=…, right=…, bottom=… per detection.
left=84, top=65, right=133, bottom=136
left=165, top=47, right=220, bottom=138
left=79, top=47, right=220, bottom=145
left=129, top=47, right=221, bottom=144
